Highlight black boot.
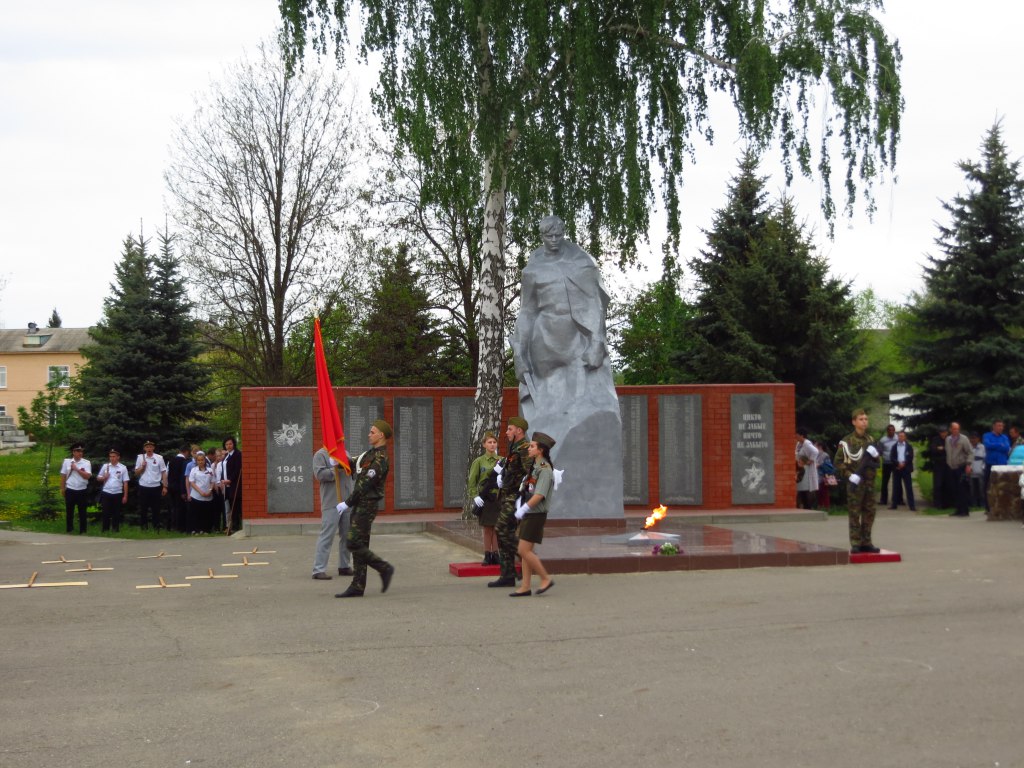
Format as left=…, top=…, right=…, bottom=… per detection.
left=480, top=552, right=490, bottom=565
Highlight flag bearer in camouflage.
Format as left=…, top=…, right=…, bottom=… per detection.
left=335, top=420, right=395, bottom=598
left=834, top=409, right=883, bottom=554
left=488, top=416, right=534, bottom=588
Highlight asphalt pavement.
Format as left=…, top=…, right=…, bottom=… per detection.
left=1, top=510, right=1021, bottom=768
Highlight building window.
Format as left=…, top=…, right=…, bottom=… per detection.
left=48, top=366, right=70, bottom=388
left=0, top=366, right=6, bottom=388
left=0, top=405, right=6, bottom=417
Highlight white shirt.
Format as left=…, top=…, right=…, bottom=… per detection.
left=895, top=442, right=908, bottom=464
left=189, top=465, right=216, bottom=501
left=61, top=457, right=92, bottom=491
left=98, top=463, right=130, bottom=494
left=135, top=453, right=167, bottom=488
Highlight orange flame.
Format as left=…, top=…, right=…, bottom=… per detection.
left=644, top=504, right=668, bottom=530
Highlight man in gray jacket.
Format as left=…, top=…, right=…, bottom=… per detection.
left=312, top=447, right=354, bottom=579
left=946, top=422, right=973, bottom=517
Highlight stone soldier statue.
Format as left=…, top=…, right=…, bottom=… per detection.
left=335, top=420, right=396, bottom=598
left=511, top=215, right=624, bottom=519
left=834, top=408, right=882, bottom=553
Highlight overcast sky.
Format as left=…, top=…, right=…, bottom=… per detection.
left=1, top=1, right=1021, bottom=330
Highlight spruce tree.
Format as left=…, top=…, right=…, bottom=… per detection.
left=345, top=245, right=463, bottom=386
left=897, top=123, right=1024, bottom=432
left=614, top=255, right=694, bottom=385
left=149, top=231, right=212, bottom=442
left=679, top=153, right=865, bottom=436
left=47, top=308, right=62, bottom=328
left=74, top=233, right=210, bottom=455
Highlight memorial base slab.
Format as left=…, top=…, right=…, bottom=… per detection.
left=449, top=562, right=522, bottom=578
left=849, top=549, right=902, bottom=564
left=433, top=519, right=849, bottom=574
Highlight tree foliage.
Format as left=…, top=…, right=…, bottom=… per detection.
left=166, top=40, right=362, bottom=387
left=46, top=308, right=62, bottom=328
left=896, top=123, right=1024, bottom=433
left=73, top=233, right=211, bottom=456
left=281, top=0, right=902, bottom=248
left=679, top=152, right=865, bottom=436
left=343, top=244, right=466, bottom=386
left=279, top=0, right=903, bottom=450
left=612, top=256, right=694, bottom=384
left=17, top=378, right=80, bottom=520
left=366, top=137, right=521, bottom=385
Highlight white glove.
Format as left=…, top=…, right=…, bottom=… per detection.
left=866, top=445, right=879, bottom=459
left=329, top=456, right=339, bottom=466
left=493, top=463, right=503, bottom=477
left=473, top=495, right=484, bottom=508
left=552, top=468, right=564, bottom=489
left=515, top=503, right=529, bottom=520
left=496, top=475, right=503, bottom=489
left=849, top=474, right=861, bottom=486
left=337, top=502, right=349, bottom=514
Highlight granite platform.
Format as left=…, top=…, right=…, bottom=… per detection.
left=430, top=517, right=850, bottom=574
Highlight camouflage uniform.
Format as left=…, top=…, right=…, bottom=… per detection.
left=494, top=438, right=534, bottom=582
left=343, top=446, right=391, bottom=594
left=834, top=430, right=880, bottom=550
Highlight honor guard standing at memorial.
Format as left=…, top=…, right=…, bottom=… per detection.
left=335, top=420, right=395, bottom=598
left=488, top=416, right=534, bottom=588
left=834, top=409, right=882, bottom=553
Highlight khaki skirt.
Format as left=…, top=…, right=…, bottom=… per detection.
left=478, top=499, right=500, bottom=527
left=517, top=512, right=548, bottom=544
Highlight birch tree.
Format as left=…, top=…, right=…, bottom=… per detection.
left=278, top=0, right=903, bottom=445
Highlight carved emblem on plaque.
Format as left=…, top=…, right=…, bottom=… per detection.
left=273, top=423, right=307, bottom=447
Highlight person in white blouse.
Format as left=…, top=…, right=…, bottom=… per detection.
left=187, top=450, right=217, bottom=534
left=97, top=448, right=130, bottom=533
left=60, top=442, right=93, bottom=534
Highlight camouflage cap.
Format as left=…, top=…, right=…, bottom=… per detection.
left=851, top=408, right=867, bottom=419
left=508, top=416, right=529, bottom=431
left=372, top=419, right=393, bottom=439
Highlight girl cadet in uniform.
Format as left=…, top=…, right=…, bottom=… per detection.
left=510, top=431, right=557, bottom=597
left=467, top=430, right=501, bottom=565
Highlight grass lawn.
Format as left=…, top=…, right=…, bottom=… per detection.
left=0, top=447, right=190, bottom=539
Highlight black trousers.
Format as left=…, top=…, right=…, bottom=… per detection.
left=879, top=463, right=894, bottom=504
left=187, top=498, right=215, bottom=533
left=100, top=492, right=124, bottom=532
left=64, top=488, right=90, bottom=533
left=169, top=491, right=188, bottom=532
left=138, top=485, right=163, bottom=530
left=952, top=467, right=970, bottom=515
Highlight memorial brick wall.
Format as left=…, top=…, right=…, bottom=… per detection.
left=241, top=383, right=796, bottom=519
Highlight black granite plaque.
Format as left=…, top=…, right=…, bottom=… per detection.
left=731, top=393, right=775, bottom=504
left=343, top=397, right=384, bottom=456
left=266, top=396, right=313, bottom=514
left=394, top=397, right=435, bottom=509
left=658, top=395, right=702, bottom=505
left=343, top=397, right=385, bottom=510
left=442, top=397, right=475, bottom=507
left=619, top=395, right=649, bottom=505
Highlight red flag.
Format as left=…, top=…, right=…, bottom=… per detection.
left=314, top=318, right=350, bottom=474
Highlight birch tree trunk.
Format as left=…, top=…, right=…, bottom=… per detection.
left=469, top=153, right=508, bottom=458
